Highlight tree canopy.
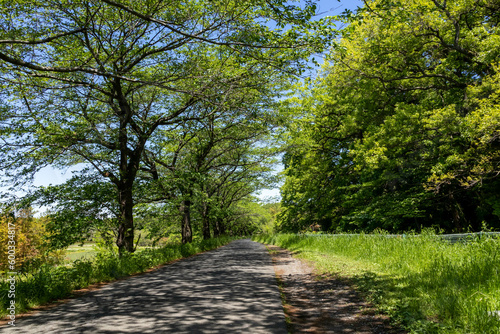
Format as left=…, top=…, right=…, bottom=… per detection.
left=0, top=0, right=335, bottom=252
left=278, top=0, right=500, bottom=233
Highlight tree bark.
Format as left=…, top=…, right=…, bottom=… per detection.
left=212, top=219, right=220, bottom=238
left=202, top=202, right=211, bottom=240
left=180, top=199, right=193, bottom=244
left=116, top=186, right=135, bottom=255
left=448, top=193, right=465, bottom=232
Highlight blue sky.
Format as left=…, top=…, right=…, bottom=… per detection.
left=315, top=0, right=362, bottom=18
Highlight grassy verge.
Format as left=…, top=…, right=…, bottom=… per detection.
left=253, top=233, right=500, bottom=333
left=1, top=236, right=236, bottom=317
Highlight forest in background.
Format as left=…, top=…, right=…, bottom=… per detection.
left=278, top=0, right=500, bottom=233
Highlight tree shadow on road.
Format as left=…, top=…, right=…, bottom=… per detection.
left=2, top=240, right=287, bottom=334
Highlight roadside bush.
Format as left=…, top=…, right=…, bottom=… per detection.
left=0, top=209, right=65, bottom=273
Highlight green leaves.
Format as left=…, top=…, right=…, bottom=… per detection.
left=1, top=0, right=335, bottom=247
left=24, top=173, right=120, bottom=249
left=278, top=0, right=500, bottom=233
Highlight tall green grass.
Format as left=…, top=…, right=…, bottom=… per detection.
left=253, top=233, right=500, bottom=333
left=1, top=236, right=236, bottom=317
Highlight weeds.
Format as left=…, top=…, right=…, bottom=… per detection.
left=253, top=233, right=500, bottom=333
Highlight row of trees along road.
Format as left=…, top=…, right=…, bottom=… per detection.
left=279, top=0, right=500, bottom=233
left=0, top=0, right=335, bottom=254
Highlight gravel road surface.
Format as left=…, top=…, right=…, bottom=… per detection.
left=2, top=239, right=287, bottom=333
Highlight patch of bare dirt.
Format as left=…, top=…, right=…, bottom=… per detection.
left=268, top=245, right=405, bottom=334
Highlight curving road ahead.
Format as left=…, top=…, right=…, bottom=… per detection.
left=2, top=239, right=287, bottom=333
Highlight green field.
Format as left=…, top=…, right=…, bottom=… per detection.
left=64, top=244, right=99, bottom=262
left=253, top=233, right=500, bottom=333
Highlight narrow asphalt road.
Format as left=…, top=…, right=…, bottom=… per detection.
left=2, top=239, right=288, bottom=333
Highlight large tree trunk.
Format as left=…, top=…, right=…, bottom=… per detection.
left=202, top=202, right=211, bottom=240
left=180, top=199, right=193, bottom=244
left=114, top=78, right=137, bottom=256
left=116, top=186, right=135, bottom=255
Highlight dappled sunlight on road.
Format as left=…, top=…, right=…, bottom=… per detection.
left=1, top=240, right=287, bottom=334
